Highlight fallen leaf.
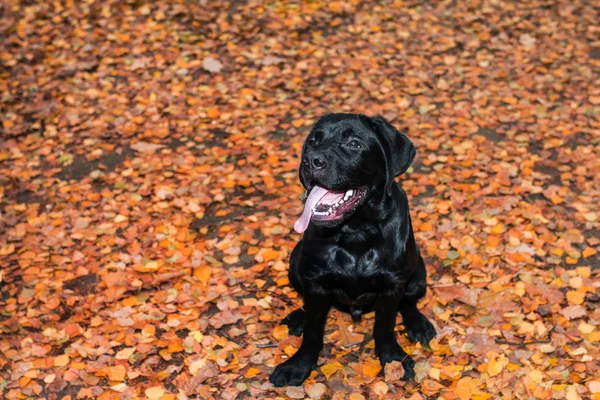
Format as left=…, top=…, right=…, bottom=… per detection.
left=320, top=361, right=343, bottom=379
left=203, top=57, right=222, bottom=73
left=363, top=358, right=382, bottom=377
left=384, top=361, right=405, bottom=381
left=54, top=355, right=70, bottom=367
left=145, top=386, right=166, bottom=400
left=106, top=365, right=126, bottom=381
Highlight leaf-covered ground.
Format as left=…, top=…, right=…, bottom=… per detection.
left=1, top=1, right=599, bottom=399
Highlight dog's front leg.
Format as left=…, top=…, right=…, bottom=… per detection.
left=269, top=292, right=332, bottom=387
left=374, top=293, right=416, bottom=381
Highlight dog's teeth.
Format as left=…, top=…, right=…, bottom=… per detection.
left=346, top=190, right=353, bottom=196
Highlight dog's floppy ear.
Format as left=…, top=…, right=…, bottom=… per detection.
left=364, top=116, right=416, bottom=196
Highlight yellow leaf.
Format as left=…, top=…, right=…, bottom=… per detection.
left=362, top=358, right=382, bottom=377
left=578, top=322, right=595, bottom=334
left=582, top=212, right=597, bottom=222
left=566, top=291, right=585, bottom=305
left=320, top=361, right=342, bottom=379
left=145, top=386, right=166, bottom=400
left=529, top=369, right=543, bottom=383
left=189, top=357, right=209, bottom=376
left=115, top=347, right=136, bottom=360
left=190, top=330, right=204, bottom=342
left=283, top=345, right=297, bottom=357
left=134, top=260, right=159, bottom=273
left=54, top=354, right=70, bottom=367
left=454, top=377, right=481, bottom=400
left=588, top=332, right=600, bottom=343
left=349, top=394, right=365, bottom=400
left=491, top=223, right=504, bottom=234
left=487, top=358, right=503, bottom=377
left=576, top=267, right=591, bottom=278
left=429, top=367, right=441, bottom=380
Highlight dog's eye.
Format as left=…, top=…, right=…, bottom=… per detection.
left=347, top=140, right=361, bottom=148
left=308, top=138, right=316, bottom=145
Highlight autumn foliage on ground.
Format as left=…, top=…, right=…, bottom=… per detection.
left=1, top=0, right=599, bottom=399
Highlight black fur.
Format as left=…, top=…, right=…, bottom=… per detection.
left=269, top=113, right=436, bottom=387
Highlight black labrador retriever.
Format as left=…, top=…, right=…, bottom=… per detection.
left=270, top=113, right=436, bottom=387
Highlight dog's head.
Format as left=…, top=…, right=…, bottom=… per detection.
left=294, top=113, right=415, bottom=233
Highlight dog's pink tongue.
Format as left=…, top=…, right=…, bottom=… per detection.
left=294, top=185, right=329, bottom=234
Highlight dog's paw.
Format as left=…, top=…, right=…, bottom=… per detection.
left=269, top=357, right=313, bottom=387
left=377, top=343, right=416, bottom=381
left=404, top=312, right=436, bottom=346
left=399, top=356, right=416, bottom=381
left=282, top=309, right=305, bottom=337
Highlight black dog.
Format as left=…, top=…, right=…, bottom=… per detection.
left=269, top=113, right=436, bottom=387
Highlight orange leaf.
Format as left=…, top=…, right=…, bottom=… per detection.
left=122, top=296, right=139, bottom=306
left=276, top=277, right=289, bottom=286
left=194, top=265, right=212, bottom=284
left=223, top=255, right=239, bottom=265
left=566, top=291, right=585, bottom=305
left=134, top=260, right=159, bottom=273
left=207, top=108, right=220, bottom=118
left=362, top=358, right=382, bottom=377
left=106, top=365, right=126, bottom=381
left=261, top=249, right=280, bottom=262
left=320, top=361, right=343, bottom=379
left=272, top=325, right=288, bottom=340
left=419, top=222, right=433, bottom=232
left=421, top=379, right=445, bottom=396
left=582, top=247, right=597, bottom=258
left=487, top=235, right=501, bottom=247
left=453, top=377, right=481, bottom=400
left=19, top=376, right=30, bottom=388
left=245, top=368, right=261, bottom=378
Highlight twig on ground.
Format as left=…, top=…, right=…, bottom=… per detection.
left=495, top=338, right=551, bottom=346
left=213, top=328, right=246, bottom=347
left=255, top=343, right=278, bottom=349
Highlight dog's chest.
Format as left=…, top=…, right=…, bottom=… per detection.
left=316, top=246, right=397, bottom=303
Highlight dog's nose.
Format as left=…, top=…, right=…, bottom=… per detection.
left=310, top=154, right=327, bottom=170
